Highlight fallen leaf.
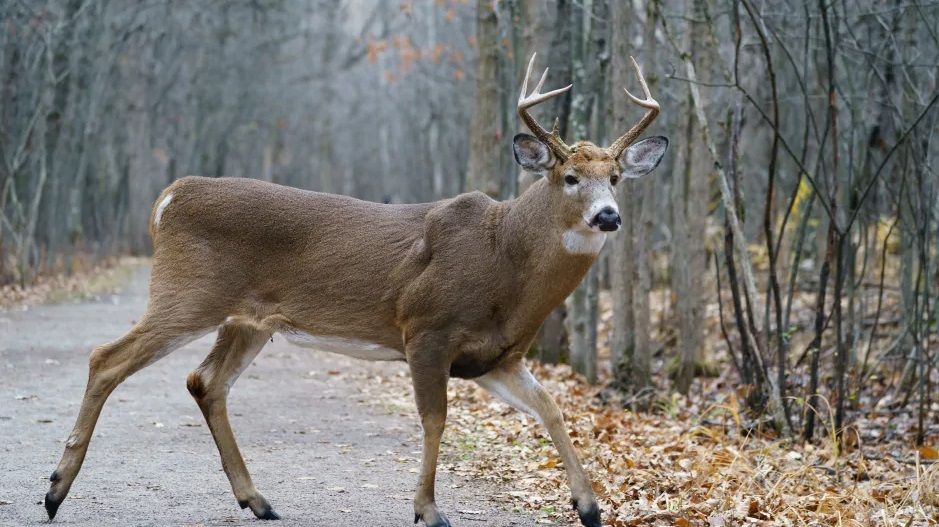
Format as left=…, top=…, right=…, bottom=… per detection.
left=918, top=445, right=938, bottom=460
left=538, top=458, right=559, bottom=469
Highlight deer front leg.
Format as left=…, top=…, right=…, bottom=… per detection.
left=476, top=360, right=601, bottom=527
left=406, top=342, right=451, bottom=527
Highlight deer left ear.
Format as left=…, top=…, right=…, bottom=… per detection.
left=620, top=136, right=668, bottom=179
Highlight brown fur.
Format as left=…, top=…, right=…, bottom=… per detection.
left=147, top=173, right=608, bottom=375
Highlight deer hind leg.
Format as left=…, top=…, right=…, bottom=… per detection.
left=475, top=360, right=601, bottom=527
left=407, top=338, right=452, bottom=527
left=186, top=322, right=279, bottom=520
left=45, top=319, right=209, bottom=520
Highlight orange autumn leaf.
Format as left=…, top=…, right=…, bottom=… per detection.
left=538, top=457, right=559, bottom=469
left=918, top=445, right=939, bottom=459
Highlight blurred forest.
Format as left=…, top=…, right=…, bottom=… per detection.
left=2, top=0, right=938, bottom=456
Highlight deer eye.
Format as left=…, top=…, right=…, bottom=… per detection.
left=564, top=175, right=579, bottom=186
left=610, top=175, right=620, bottom=185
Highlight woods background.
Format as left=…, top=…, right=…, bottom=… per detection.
left=2, top=0, right=937, bottom=449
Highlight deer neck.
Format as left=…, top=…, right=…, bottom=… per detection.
left=496, top=177, right=602, bottom=327
left=506, top=177, right=607, bottom=261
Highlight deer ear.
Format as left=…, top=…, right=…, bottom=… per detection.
left=513, top=133, right=555, bottom=173
left=620, top=136, right=668, bottom=179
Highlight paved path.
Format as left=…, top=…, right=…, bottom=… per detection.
left=0, top=266, right=539, bottom=526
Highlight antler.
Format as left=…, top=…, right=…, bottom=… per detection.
left=518, top=53, right=573, bottom=162
left=607, top=56, right=660, bottom=159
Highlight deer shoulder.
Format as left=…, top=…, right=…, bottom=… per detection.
left=395, top=190, right=520, bottom=377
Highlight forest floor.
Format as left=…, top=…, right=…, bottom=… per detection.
left=1, top=261, right=936, bottom=526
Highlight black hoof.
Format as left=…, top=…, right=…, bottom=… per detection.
left=44, top=491, right=62, bottom=521
left=574, top=499, right=601, bottom=527
left=413, top=511, right=451, bottom=527
left=239, top=497, right=280, bottom=520
left=258, top=507, right=280, bottom=520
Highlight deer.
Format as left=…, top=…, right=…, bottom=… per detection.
left=43, top=54, right=666, bottom=527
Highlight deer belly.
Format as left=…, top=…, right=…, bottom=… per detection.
left=280, top=329, right=404, bottom=361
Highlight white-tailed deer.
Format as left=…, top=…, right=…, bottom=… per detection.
left=44, top=54, right=666, bottom=527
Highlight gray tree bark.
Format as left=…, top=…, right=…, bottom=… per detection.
left=466, top=0, right=501, bottom=197
left=671, top=0, right=710, bottom=395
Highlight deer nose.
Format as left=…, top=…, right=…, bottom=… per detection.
left=593, top=206, right=621, bottom=232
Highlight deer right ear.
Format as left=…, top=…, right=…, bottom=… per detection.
left=513, top=133, right=556, bottom=173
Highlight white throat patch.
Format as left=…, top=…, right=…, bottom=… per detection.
left=562, top=229, right=606, bottom=255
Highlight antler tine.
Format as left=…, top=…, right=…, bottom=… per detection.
left=518, top=53, right=573, bottom=162
left=607, top=56, right=661, bottom=159
left=534, top=66, right=549, bottom=94
left=519, top=53, right=534, bottom=101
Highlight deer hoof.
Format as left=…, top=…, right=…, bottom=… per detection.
left=573, top=498, right=601, bottom=527
left=413, top=508, right=451, bottom=527
left=44, top=490, right=63, bottom=520
left=239, top=495, right=280, bottom=520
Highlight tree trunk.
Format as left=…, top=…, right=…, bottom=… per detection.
left=568, top=266, right=599, bottom=383
left=516, top=0, right=555, bottom=195
left=632, top=0, right=661, bottom=393
left=672, top=0, right=709, bottom=395
left=609, top=0, right=646, bottom=393
left=466, top=0, right=501, bottom=197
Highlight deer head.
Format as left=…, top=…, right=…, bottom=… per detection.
left=514, top=54, right=668, bottom=234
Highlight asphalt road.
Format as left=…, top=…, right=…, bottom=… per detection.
left=0, top=266, right=540, bottom=526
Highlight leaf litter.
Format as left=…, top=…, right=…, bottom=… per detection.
left=354, top=364, right=937, bottom=526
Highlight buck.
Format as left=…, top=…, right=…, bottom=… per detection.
left=44, top=54, right=666, bottom=527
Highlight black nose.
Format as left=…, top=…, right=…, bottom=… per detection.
left=593, top=206, right=621, bottom=232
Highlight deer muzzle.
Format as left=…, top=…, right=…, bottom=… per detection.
left=591, top=206, right=621, bottom=232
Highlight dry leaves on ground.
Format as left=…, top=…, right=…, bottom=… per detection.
left=357, top=364, right=938, bottom=526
